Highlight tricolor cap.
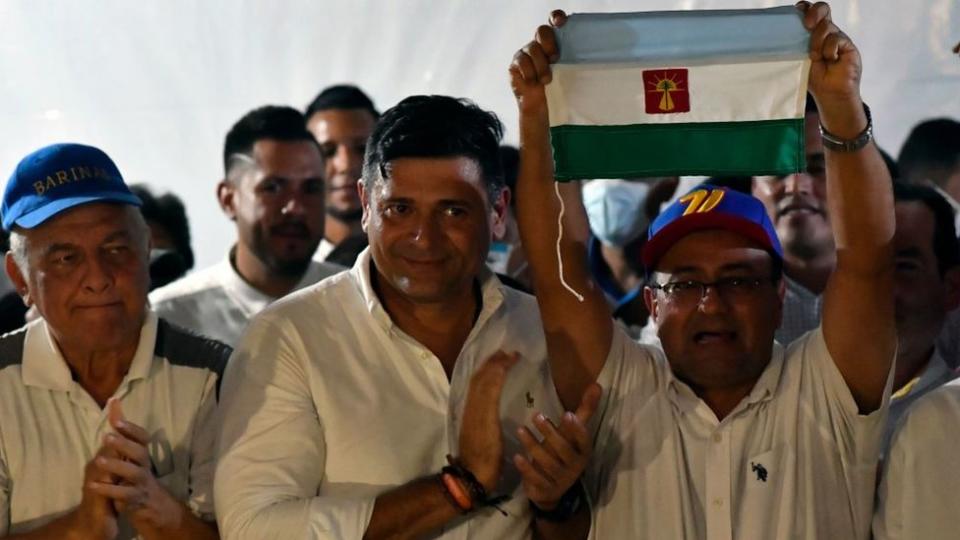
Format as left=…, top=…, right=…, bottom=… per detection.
left=2, top=143, right=141, bottom=231
left=641, top=184, right=782, bottom=270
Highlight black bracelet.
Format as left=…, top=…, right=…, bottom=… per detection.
left=530, top=480, right=586, bottom=523
left=444, top=455, right=512, bottom=516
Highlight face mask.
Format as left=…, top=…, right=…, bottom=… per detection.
left=583, top=180, right=650, bottom=247
left=486, top=241, right=514, bottom=275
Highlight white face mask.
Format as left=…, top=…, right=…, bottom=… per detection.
left=583, top=179, right=650, bottom=247
left=486, top=241, right=514, bottom=275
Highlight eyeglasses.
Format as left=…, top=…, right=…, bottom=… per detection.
left=650, top=277, right=773, bottom=306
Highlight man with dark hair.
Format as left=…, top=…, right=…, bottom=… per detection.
left=0, top=143, right=226, bottom=539
left=898, top=118, right=960, bottom=192
left=882, top=181, right=960, bottom=449
left=150, top=105, right=343, bottom=345
left=305, top=84, right=379, bottom=264
left=216, top=95, right=594, bottom=539
left=512, top=4, right=894, bottom=538
left=129, top=184, right=194, bottom=289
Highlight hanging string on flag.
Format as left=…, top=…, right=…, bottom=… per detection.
left=554, top=182, right=585, bottom=302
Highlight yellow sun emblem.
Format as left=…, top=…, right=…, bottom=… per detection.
left=647, top=73, right=685, bottom=111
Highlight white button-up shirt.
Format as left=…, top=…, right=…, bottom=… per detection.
left=874, top=379, right=960, bottom=540
left=885, top=349, right=957, bottom=453
left=588, top=326, right=890, bottom=540
left=215, top=248, right=563, bottom=539
left=149, top=250, right=344, bottom=346
left=0, top=312, right=228, bottom=538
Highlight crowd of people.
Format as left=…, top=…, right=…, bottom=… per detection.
left=0, top=2, right=958, bottom=539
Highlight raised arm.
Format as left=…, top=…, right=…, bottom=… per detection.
left=509, top=11, right=615, bottom=411
left=803, top=1, right=896, bottom=412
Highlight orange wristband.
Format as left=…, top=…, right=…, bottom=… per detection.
left=441, top=472, right=474, bottom=512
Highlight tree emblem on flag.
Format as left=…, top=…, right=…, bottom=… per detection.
left=643, top=69, right=690, bottom=114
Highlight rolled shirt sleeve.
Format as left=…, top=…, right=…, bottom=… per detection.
left=215, top=315, right=376, bottom=539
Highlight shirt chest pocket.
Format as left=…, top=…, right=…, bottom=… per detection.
left=734, top=445, right=799, bottom=539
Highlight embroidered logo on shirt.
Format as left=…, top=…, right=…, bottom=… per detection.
left=525, top=391, right=535, bottom=408
left=751, top=462, right=768, bottom=483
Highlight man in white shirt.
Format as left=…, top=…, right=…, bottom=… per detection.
left=0, top=143, right=226, bottom=539
left=150, top=105, right=344, bottom=345
left=305, top=84, right=378, bottom=265
left=510, top=4, right=895, bottom=539
left=883, top=182, right=960, bottom=451
left=216, top=95, right=595, bottom=539
left=874, top=378, right=960, bottom=540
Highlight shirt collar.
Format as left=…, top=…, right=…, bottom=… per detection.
left=220, top=246, right=330, bottom=316
left=351, top=247, right=505, bottom=335
left=23, top=311, right=158, bottom=392
left=892, top=348, right=953, bottom=400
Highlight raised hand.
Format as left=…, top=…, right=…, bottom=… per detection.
left=509, top=10, right=567, bottom=115
left=458, top=351, right=520, bottom=493
left=514, top=383, right=601, bottom=510
left=797, top=0, right=869, bottom=140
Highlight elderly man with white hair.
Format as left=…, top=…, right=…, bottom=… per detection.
left=0, top=143, right=227, bottom=539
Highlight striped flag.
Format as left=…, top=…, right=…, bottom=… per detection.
left=546, top=6, right=811, bottom=180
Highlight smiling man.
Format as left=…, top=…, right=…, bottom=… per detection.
left=150, top=105, right=344, bottom=346
left=215, top=95, right=595, bottom=539
left=0, top=143, right=227, bottom=539
left=511, top=3, right=895, bottom=538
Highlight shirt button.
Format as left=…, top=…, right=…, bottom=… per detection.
left=713, top=498, right=724, bottom=507
left=713, top=433, right=722, bottom=443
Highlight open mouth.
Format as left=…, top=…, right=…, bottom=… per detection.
left=693, top=331, right=737, bottom=344
left=778, top=204, right=820, bottom=217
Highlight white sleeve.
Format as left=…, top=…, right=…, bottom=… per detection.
left=800, top=326, right=892, bottom=452
left=214, top=315, right=375, bottom=540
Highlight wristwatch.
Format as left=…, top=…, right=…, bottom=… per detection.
left=819, top=103, right=873, bottom=152
left=530, top=481, right=586, bottom=522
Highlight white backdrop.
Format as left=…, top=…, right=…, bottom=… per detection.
left=1, top=0, right=958, bottom=269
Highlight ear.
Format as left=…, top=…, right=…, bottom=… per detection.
left=5, top=252, right=31, bottom=307
left=490, top=187, right=510, bottom=240
left=643, top=286, right=659, bottom=323
left=217, top=179, right=237, bottom=221
left=358, top=179, right=370, bottom=233
left=943, top=267, right=960, bottom=312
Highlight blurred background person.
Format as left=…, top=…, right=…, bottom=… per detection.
left=485, top=145, right=532, bottom=291
left=150, top=105, right=343, bottom=346
left=582, top=179, right=651, bottom=335
left=129, top=183, right=194, bottom=290
left=898, top=118, right=960, bottom=229
left=305, top=84, right=379, bottom=266
left=0, top=229, right=26, bottom=333
left=883, top=182, right=960, bottom=452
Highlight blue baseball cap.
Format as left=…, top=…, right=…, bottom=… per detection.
left=2, top=143, right=142, bottom=231
left=641, top=184, right=783, bottom=270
